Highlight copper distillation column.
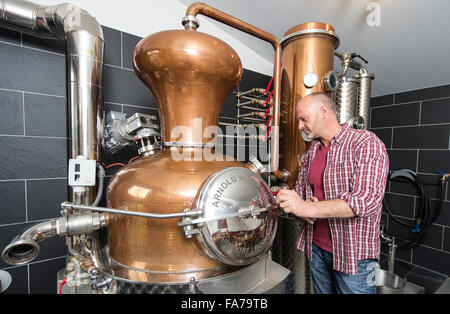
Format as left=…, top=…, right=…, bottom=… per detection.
left=277, top=23, right=340, bottom=189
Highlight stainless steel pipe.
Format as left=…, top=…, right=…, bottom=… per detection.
left=1, top=212, right=106, bottom=265
left=61, top=202, right=203, bottom=220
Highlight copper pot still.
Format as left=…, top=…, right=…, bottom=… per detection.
left=105, top=28, right=277, bottom=284
left=278, top=22, right=340, bottom=188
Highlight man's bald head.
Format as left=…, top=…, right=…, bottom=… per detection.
left=295, top=92, right=340, bottom=142
left=300, top=92, right=337, bottom=115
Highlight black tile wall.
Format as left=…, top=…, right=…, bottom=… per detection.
left=383, top=193, right=415, bottom=219
left=444, top=228, right=450, bottom=253
left=418, top=150, right=450, bottom=174
left=102, top=26, right=122, bottom=67
left=431, top=199, right=450, bottom=227
left=104, top=65, right=157, bottom=108
left=393, top=125, right=450, bottom=149
left=394, top=84, right=450, bottom=104
left=0, top=137, right=68, bottom=180
left=371, top=94, right=394, bottom=107
left=22, top=33, right=66, bottom=55
left=390, top=174, right=444, bottom=200
left=371, top=84, right=450, bottom=278
left=412, top=245, right=450, bottom=276
left=239, top=68, right=273, bottom=93
left=0, top=42, right=66, bottom=96
left=421, top=97, right=450, bottom=125
left=122, top=32, right=142, bottom=70
left=122, top=105, right=158, bottom=119
left=371, top=102, right=420, bottom=128
left=0, top=24, right=270, bottom=293
left=0, top=89, right=23, bottom=135
left=0, top=181, right=26, bottom=224
left=386, top=149, right=418, bottom=172
left=371, top=128, right=392, bottom=149
left=220, top=92, right=239, bottom=119
left=27, top=179, right=68, bottom=221
left=24, top=93, right=67, bottom=138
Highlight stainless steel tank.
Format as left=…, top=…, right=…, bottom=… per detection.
left=334, top=77, right=359, bottom=125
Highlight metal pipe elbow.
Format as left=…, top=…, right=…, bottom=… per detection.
left=1, top=213, right=106, bottom=265
left=0, top=1, right=103, bottom=40
left=35, top=2, right=103, bottom=40
left=1, top=220, right=57, bottom=265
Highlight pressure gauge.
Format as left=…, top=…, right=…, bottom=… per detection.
left=303, top=72, right=318, bottom=88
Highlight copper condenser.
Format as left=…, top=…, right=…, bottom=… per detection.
left=277, top=22, right=340, bottom=189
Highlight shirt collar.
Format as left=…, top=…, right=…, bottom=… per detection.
left=310, top=123, right=349, bottom=147
left=331, top=123, right=350, bottom=145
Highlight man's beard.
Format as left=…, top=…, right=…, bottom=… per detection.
left=302, top=130, right=316, bottom=142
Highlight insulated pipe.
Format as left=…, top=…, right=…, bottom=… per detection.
left=0, top=0, right=104, bottom=204
left=183, top=2, right=287, bottom=180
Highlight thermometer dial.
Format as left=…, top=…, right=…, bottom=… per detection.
left=303, top=72, right=318, bottom=88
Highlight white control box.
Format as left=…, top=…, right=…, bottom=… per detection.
left=68, top=158, right=97, bottom=187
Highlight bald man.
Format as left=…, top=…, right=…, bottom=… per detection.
left=277, top=92, right=389, bottom=294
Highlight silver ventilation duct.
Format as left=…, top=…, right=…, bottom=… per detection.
left=1, top=0, right=104, bottom=204
left=1, top=0, right=104, bottom=265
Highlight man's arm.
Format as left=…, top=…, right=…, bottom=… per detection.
left=278, top=190, right=356, bottom=219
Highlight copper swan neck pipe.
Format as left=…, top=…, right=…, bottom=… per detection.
left=184, top=2, right=285, bottom=180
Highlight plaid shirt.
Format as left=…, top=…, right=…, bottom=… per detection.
left=294, top=123, right=389, bottom=274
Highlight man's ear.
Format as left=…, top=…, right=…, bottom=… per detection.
left=320, top=105, right=328, bottom=117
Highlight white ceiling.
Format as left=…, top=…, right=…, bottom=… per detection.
left=178, top=0, right=450, bottom=97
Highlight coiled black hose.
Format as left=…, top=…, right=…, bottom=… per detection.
left=383, top=169, right=448, bottom=249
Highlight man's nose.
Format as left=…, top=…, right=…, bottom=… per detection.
left=298, top=120, right=304, bottom=130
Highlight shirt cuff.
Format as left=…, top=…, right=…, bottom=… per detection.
left=338, top=191, right=364, bottom=217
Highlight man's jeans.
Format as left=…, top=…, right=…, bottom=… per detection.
left=310, top=243, right=377, bottom=294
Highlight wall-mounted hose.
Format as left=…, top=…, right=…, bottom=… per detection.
left=383, top=169, right=448, bottom=249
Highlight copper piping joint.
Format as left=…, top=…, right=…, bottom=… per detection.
left=183, top=2, right=285, bottom=181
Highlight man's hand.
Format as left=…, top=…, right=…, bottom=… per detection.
left=276, top=189, right=318, bottom=224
